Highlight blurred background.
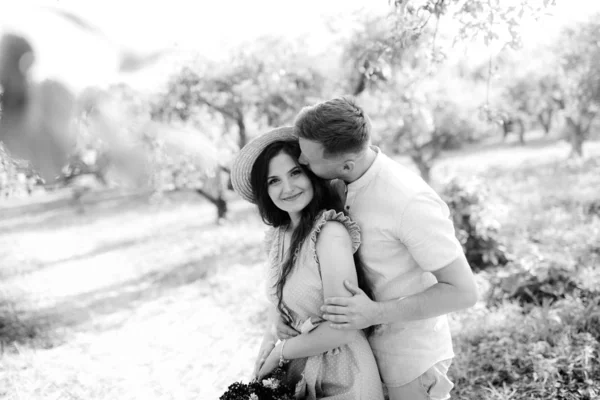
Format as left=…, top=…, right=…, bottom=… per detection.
left=1, top=1, right=599, bottom=399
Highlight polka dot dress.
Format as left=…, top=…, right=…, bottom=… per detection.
left=264, top=210, right=384, bottom=400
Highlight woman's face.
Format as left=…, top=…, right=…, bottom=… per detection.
left=267, top=151, right=314, bottom=217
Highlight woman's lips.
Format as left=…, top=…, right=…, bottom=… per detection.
left=282, top=192, right=302, bottom=201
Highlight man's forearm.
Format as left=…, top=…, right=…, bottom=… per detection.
left=374, top=281, right=477, bottom=325
left=373, top=255, right=479, bottom=326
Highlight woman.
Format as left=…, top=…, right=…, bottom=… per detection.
left=231, top=127, right=384, bottom=399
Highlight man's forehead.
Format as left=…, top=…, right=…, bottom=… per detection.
left=299, top=138, right=345, bottom=165
left=298, top=137, right=324, bottom=155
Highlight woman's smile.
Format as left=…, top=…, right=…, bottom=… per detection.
left=282, top=192, right=303, bottom=202
left=266, top=152, right=314, bottom=223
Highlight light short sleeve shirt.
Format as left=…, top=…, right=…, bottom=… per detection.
left=344, top=148, right=462, bottom=387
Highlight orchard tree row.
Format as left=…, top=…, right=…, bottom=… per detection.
left=2, top=1, right=599, bottom=218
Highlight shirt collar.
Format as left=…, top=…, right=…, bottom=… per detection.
left=347, top=146, right=383, bottom=194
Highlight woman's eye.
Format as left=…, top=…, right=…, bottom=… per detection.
left=268, top=179, right=279, bottom=185
left=291, top=169, right=302, bottom=176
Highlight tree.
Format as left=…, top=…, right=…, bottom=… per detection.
left=363, top=79, right=487, bottom=182
left=342, top=13, right=491, bottom=182
left=94, top=84, right=228, bottom=222
left=555, top=16, right=600, bottom=157
left=387, top=0, right=557, bottom=126
left=340, top=0, right=555, bottom=181
left=153, top=36, right=325, bottom=149
left=0, top=141, right=43, bottom=198
left=499, top=71, right=564, bottom=142
left=389, top=0, right=555, bottom=50
left=388, top=94, right=443, bottom=183
left=341, top=14, right=443, bottom=182
left=151, top=37, right=325, bottom=219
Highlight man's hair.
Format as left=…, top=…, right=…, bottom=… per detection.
left=294, top=96, right=371, bottom=158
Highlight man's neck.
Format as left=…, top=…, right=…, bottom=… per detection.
left=344, top=147, right=377, bottom=184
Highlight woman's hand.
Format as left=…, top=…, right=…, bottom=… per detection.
left=252, top=339, right=276, bottom=380
left=276, top=314, right=300, bottom=340
left=257, top=343, right=282, bottom=381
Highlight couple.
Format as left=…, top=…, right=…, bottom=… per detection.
left=230, top=97, right=478, bottom=400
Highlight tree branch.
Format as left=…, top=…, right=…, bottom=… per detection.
left=196, top=96, right=238, bottom=121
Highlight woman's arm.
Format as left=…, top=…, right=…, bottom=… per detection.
left=252, top=304, right=280, bottom=378
left=259, top=221, right=359, bottom=378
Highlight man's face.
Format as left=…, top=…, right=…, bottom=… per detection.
left=298, top=137, right=343, bottom=180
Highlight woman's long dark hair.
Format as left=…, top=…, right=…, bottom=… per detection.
left=250, top=140, right=375, bottom=335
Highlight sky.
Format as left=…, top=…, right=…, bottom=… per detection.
left=0, top=0, right=388, bottom=92
left=1, top=0, right=599, bottom=94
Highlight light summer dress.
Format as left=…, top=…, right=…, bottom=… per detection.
left=264, top=209, right=384, bottom=400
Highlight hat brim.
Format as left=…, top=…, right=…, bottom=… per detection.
left=231, top=126, right=298, bottom=203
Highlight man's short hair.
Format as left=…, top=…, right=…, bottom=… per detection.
left=294, top=96, right=371, bottom=158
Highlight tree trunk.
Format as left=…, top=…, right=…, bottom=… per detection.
left=237, top=116, right=247, bottom=149
left=353, top=72, right=367, bottom=96
left=411, top=155, right=432, bottom=183
left=501, top=119, right=511, bottom=140
left=566, top=117, right=584, bottom=158
left=196, top=188, right=228, bottom=222
left=537, top=109, right=553, bottom=135
left=196, top=169, right=228, bottom=222
left=516, top=118, right=526, bottom=145
left=570, top=130, right=584, bottom=158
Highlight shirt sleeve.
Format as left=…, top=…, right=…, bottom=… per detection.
left=395, top=191, right=463, bottom=272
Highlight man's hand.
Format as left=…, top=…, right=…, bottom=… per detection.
left=275, top=314, right=299, bottom=340
left=321, top=280, right=380, bottom=330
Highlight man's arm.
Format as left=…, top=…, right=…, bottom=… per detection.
left=374, top=252, right=478, bottom=325
left=321, top=253, right=478, bottom=329
left=321, top=191, right=478, bottom=330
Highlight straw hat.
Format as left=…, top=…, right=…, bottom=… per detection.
left=231, top=126, right=297, bottom=203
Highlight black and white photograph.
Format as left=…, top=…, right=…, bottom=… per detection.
left=1, top=1, right=599, bottom=399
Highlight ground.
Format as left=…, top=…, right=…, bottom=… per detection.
left=1, top=136, right=599, bottom=399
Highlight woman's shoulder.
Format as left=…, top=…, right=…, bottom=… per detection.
left=310, top=209, right=361, bottom=254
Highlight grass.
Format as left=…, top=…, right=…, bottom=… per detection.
left=445, top=145, right=600, bottom=399
left=1, top=137, right=599, bottom=399
left=1, top=192, right=269, bottom=399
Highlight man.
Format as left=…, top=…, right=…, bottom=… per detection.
left=278, top=96, right=478, bottom=400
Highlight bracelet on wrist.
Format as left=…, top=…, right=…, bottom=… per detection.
left=278, top=339, right=289, bottom=367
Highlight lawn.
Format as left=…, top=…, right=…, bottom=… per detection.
left=1, top=138, right=599, bottom=399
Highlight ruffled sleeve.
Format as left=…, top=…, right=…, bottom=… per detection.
left=263, top=227, right=277, bottom=256
left=309, top=210, right=361, bottom=263
left=263, top=226, right=280, bottom=304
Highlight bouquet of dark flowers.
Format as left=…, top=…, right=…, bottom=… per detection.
left=219, top=367, right=294, bottom=400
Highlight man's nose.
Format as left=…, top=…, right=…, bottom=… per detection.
left=298, top=154, right=308, bottom=165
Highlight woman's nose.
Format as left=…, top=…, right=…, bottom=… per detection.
left=282, top=179, right=294, bottom=193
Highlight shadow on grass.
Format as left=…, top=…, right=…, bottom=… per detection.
left=5, top=236, right=264, bottom=348
left=0, top=201, right=256, bottom=281
left=0, top=190, right=156, bottom=234
left=0, top=193, right=260, bottom=349
left=0, top=189, right=242, bottom=236
left=0, top=299, right=57, bottom=352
